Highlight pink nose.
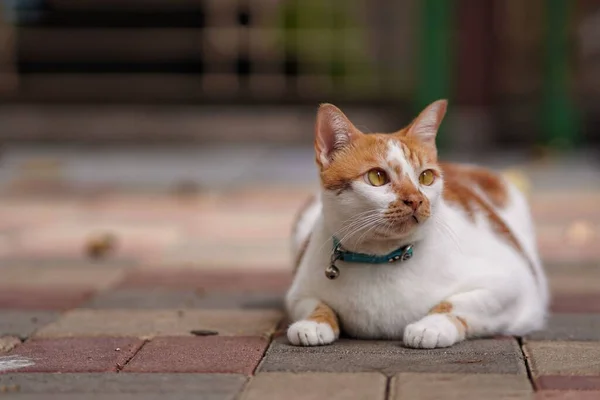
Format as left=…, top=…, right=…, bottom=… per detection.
left=403, top=198, right=422, bottom=211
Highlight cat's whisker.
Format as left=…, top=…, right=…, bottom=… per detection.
left=314, top=212, right=382, bottom=255
left=433, top=217, right=463, bottom=253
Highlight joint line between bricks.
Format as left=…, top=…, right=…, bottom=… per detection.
left=384, top=375, right=392, bottom=400
left=517, top=336, right=536, bottom=391
left=116, top=338, right=150, bottom=373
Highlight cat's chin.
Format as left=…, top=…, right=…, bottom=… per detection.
left=373, top=218, right=424, bottom=240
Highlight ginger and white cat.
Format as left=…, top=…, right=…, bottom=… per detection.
left=286, top=100, right=549, bottom=348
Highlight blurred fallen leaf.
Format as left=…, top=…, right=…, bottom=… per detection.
left=85, top=233, right=117, bottom=259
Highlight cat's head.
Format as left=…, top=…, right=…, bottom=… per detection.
left=315, top=100, right=447, bottom=247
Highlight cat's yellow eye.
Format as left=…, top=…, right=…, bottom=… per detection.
left=366, top=169, right=389, bottom=187
left=419, top=169, right=435, bottom=186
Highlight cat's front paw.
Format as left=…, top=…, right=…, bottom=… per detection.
left=287, top=320, right=337, bottom=346
left=403, top=314, right=461, bottom=349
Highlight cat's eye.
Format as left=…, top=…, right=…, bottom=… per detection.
left=366, top=169, right=389, bottom=187
left=419, top=169, right=435, bottom=186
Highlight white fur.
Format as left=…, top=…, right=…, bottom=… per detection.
left=404, top=314, right=462, bottom=348
left=387, top=141, right=417, bottom=185
left=287, top=146, right=548, bottom=348
left=288, top=320, right=337, bottom=346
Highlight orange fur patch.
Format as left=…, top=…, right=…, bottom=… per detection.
left=320, top=134, right=389, bottom=193
left=429, top=301, right=453, bottom=314
left=441, top=163, right=538, bottom=280
left=308, top=302, right=340, bottom=335
left=449, top=315, right=468, bottom=336
left=442, top=163, right=508, bottom=210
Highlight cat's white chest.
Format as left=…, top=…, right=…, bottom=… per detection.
left=313, top=254, right=453, bottom=339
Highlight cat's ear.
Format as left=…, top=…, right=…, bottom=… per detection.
left=315, top=103, right=360, bottom=168
left=404, top=99, right=447, bottom=147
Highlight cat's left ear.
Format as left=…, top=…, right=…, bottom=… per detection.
left=404, top=99, right=447, bottom=148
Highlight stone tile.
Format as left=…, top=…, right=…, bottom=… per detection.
left=390, top=373, right=532, bottom=400
left=552, top=294, right=600, bottom=313
left=35, top=309, right=282, bottom=338
left=547, top=265, right=600, bottom=296
left=84, top=289, right=283, bottom=310
left=524, top=341, right=600, bottom=376
left=124, top=336, right=268, bottom=374
left=536, top=391, right=600, bottom=399
left=5, top=337, right=144, bottom=373
left=0, top=311, right=59, bottom=338
left=0, top=288, right=92, bottom=311
left=0, top=337, right=21, bottom=353
left=259, top=337, right=526, bottom=375
left=536, top=376, right=600, bottom=391
left=527, top=314, right=600, bottom=341
left=240, top=372, right=386, bottom=400
left=0, top=265, right=125, bottom=291
left=0, top=373, right=246, bottom=398
left=83, top=289, right=199, bottom=309
left=120, top=268, right=291, bottom=292
left=193, top=293, right=284, bottom=310
left=0, top=395, right=233, bottom=400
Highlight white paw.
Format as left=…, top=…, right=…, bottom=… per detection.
left=403, top=314, right=461, bottom=349
left=287, top=320, right=337, bottom=346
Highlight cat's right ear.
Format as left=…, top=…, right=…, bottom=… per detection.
left=315, top=104, right=359, bottom=169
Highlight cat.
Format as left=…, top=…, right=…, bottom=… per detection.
left=286, top=100, right=549, bottom=348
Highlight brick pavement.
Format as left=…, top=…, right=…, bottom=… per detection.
left=0, top=186, right=599, bottom=399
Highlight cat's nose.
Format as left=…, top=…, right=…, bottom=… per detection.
left=403, top=198, right=422, bottom=211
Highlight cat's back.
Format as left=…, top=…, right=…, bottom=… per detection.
left=440, top=162, right=546, bottom=300
left=440, top=162, right=532, bottom=239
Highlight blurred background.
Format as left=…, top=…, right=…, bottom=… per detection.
left=0, top=0, right=598, bottom=271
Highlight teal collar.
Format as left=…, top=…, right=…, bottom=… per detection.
left=325, top=237, right=414, bottom=279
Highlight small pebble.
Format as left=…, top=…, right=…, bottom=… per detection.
left=115, top=348, right=121, bottom=351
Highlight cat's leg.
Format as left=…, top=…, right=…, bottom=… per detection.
left=287, top=298, right=340, bottom=346
left=403, top=286, right=514, bottom=349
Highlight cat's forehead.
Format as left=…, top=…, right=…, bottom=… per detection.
left=357, top=133, right=429, bottom=169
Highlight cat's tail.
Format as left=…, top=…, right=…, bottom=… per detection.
left=291, top=193, right=321, bottom=271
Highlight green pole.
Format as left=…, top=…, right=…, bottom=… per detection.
left=416, top=0, right=453, bottom=151
left=542, top=0, right=579, bottom=149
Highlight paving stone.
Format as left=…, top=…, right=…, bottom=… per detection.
left=124, top=336, right=268, bottom=374
left=35, top=309, right=282, bottom=338
left=524, top=341, right=600, bottom=376
left=83, top=289, right=200, bottom=309
left=240, top=372, right=386, bottom=400
left=552, top=294, right=600, bottom=313
left=0, top=265, right=125, bottom=291
left=259, top=337, right=526, bottom=375
left=547, top=266, right=600, bottom=296
left=536, top=391, right=600, bottom=399
left=536, top=376, right=600, bottom=391
left=0, top=373, right=246, bottom=399
left=0, top=288, right=93, bottom=311
left=84, top=289, right=283, bottom=310
left=0, top=311, right=59, bottom=338
left=120, top=268, right=291, bottom=292
left=527, top=314, right=600, bottom=341
left=0, top=395, right=232, bottom=400
left=0, top=337, right=21, bottom=353
left=5, top=337, right=144, bottom=372
left=390, top=373, right=532, bottom=400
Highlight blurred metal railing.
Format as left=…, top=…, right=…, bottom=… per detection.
left=0, top=0, right=597, bottom=149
